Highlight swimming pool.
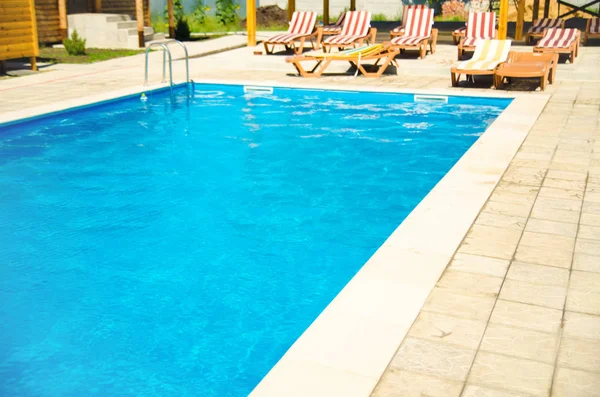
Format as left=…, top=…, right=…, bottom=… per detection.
left=0, top=84, right=510, bottom=396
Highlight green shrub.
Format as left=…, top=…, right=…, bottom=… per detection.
left=372, top=13, right=388, bottom=21
left=216, top=0, right=239, bottom=26
left=175, top=17, right=191, bottom=40
left=63, top=29, right=86, bottom=56
left=164, top=0, right=185, bottom=21
left=193, top=0, right=211, bottom=25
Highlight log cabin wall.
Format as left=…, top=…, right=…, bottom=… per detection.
left=35, top=0, right=61, bottom=44
left=0, top=0, right=40, bottom=63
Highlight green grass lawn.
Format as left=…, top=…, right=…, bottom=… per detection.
left=38, top=47, right=145, bottom=64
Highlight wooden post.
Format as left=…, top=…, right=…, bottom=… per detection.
left=58, top=0, right=68, bottom=39
left=323, top=0, right=329, bottom=24
left=95, top=0, right=102, bottom=12
left=29, top=0, right=39, bottom=71
left=167, top=0, right=175, bottom=39
left=136, top=0, right=144, bottom=47
left=498, top=0, right=509, bottom=39
left=543, top=0, right=551, bottom=17
left=288, top=0, right=296, bottom=21
left=515, top=0, right=525, bottom=40
left=350, top=0, right=356, bottom=11
left=247, top=0, right=256, bottom=46
left=533, top=0, right=540, bottom=20
left=145, top=0, right=151, bottom=27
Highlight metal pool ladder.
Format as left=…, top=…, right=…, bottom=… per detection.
left=144, top=40, right=189, bottom=87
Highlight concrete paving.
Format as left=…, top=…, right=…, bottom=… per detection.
left=1, top=34, right=599, bottom=397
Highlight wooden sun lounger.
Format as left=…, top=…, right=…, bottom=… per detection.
left=389, top=4, right=428, bottom=39
left=318, top=11, right=346, bottom=38
left=450, top=39, right=512, bottom=87
left=533, top=28, right=580, bottom=64
left=286, top=45, right=400, bottom=78
left=388, top=8, right=437, bottom=59
left=494, top=51, right=558, bottom=91
left=526, top=18, right=565, bottom=44
left=584, top=17, right=600, bottom=45
left=320, top=11, right=376, bottom=52
left=457, top=12, right=497, bottom=59
left=263, top=12, right=318, bottom=55
left=452, top=26, right=466, bottom=45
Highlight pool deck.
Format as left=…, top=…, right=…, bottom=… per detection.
left=2, top=35, right=600, bottom=397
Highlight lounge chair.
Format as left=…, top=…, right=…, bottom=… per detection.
left=452, top=26, right=467, bottom=45
left=320, top=11, right=347, bottom=37
left=458, top=12, right=496, bottom=59
left=526, top=18, right=564, bottom=44
left=390, top=4, right=428, bottom=39
left=450, top=39, right=512, bottom=87
left=388, top=8, right=437, bottom=59
left=533, top=28, right=580, bottom=63
left=263, top=11, right=318, bottom=55
left=286, top=44, right=399, bottom=78
left=321, top=11, right=376, bottom=52
left=495, top=51, right=558, bottom=91
left=584, top=17, right=600, bottom=45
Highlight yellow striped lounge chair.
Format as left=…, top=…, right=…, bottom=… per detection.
left=263, top=11, right=318, bottom=55
left=533, top=28, right=580, bottom=64
left=525, top=18, right=565, bottom=44
left=286, top=44, right=399, bottom=78
left=450, top=39, right=512, bottom=87
left=584, top=17, right=600, bottom=45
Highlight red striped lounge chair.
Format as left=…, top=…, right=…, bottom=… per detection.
left=390, top=4, right=428, bottom=39
left=458, top=12, right=496, bottom=59
left=321, top=11, right=376, bottom=52
left=584, top=17, right=600, bottom=45
left=452, top=26, right=467, bottom=45
left=321, top=11, right=347, bottom=36
left=263, top=11, right=318, bottom=55
left=526, top=18, right=564, bottom=44
left=388, top=8, right=437, bottom=59
left=534, top=28, right=580, bottom=63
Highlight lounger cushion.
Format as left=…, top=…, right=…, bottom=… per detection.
left=537, top=28, right=578, bottom=48
left=461, top=37, right=480, bottom=46
left=589, top=17, right=600, bottom=34
left=528, top=18, right=563, bottom=33
left=391, top=35, right=429, bottom=45
left=455, top=39, right=511, bottom=70
left=465, top=12, right=495, bottom=39
left=322, top=26, right=342, bottom=33
left=322, top=11, right=371, bottom=45
left=265, top=12, right=317, bottom=44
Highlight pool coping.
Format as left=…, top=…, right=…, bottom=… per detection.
left=0, top=81, right=549, bottom=397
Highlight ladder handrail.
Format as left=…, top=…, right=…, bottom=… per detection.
left=145, top=42, right=173, bottom=86
left=163, top=39, right=189, bottom=84
left=144, top=40, right=189, bottom=87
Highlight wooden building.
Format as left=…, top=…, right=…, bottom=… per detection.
left=0, top=0, right=40, bottom=71
left=34, top=0, right=151, bottom=45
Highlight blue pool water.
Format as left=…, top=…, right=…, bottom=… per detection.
left=0, top=84, right=510, bottom=396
